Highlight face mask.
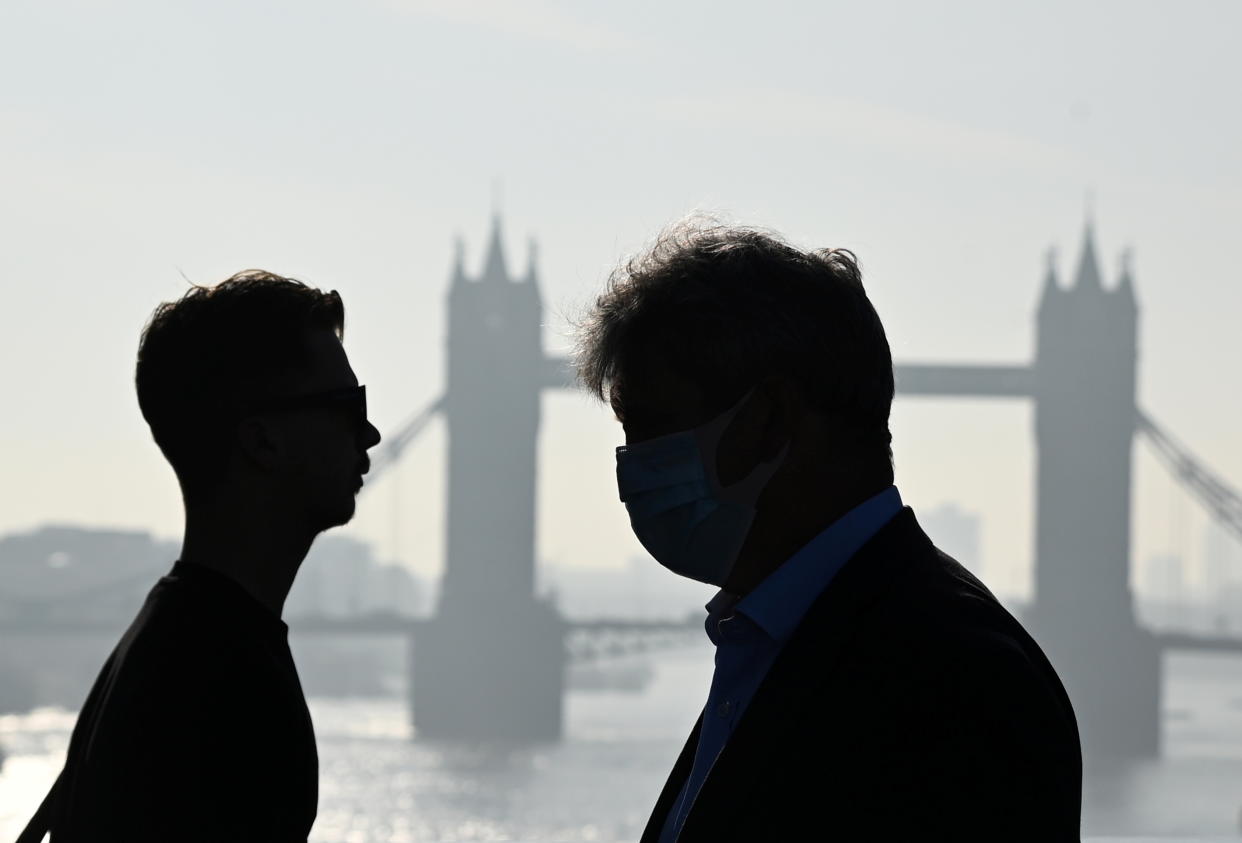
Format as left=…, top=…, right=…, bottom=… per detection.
left=615, top=389, right=789, bottom=587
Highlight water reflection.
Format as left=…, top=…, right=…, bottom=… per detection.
left=6, top=650, right=1242, bottom=840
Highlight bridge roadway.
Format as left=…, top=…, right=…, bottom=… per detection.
left=0, top=612, right=705, bottom=666
left=2, top=614, right=1240, bottom=657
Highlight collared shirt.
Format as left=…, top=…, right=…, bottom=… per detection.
left=659, top=486, right=903, bottom=842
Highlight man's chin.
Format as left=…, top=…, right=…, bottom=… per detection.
left=315, top=498, right=358, bottom=533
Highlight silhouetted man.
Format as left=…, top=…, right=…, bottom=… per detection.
left=574, top=222, right=1083, bottom=841
left=20, top=271, right=382, bottom=842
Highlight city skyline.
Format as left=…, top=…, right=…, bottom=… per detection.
left=1, top=1, right=1239, bottom=605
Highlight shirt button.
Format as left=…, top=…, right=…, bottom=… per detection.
left=716, top=700, right=733, bottom=719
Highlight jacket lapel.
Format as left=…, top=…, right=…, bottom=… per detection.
left=640, top=713, right=704, bottom=843
left=675, top=508, right=928, bottom=839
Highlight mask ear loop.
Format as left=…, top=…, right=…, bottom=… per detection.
left=693, top=387, right=791, bottom=507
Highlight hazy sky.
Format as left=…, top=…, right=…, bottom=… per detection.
left=2, top=0, right=1239, bottom=602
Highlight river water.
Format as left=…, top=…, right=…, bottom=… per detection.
left=3, top=646, right=1242, bottom=842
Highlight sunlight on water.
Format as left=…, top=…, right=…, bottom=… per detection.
left=0, top=708, right=71, bottom=838
left=4, top=650, right=1242, bottom=842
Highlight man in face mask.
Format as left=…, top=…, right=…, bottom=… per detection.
left=575, top=220, right=1083, bottom=842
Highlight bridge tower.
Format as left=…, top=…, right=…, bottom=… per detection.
left=411, top=214, right=566, bottom=741
left=1028, top=222, right=1161, bottom=757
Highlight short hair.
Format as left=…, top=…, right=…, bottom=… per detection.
left=135, top=270, right=345, bottom=495
left=575, top=218, right=894, bottom=467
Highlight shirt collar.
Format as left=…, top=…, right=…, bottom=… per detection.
left=703, top=590, right=741, bottom=644
left=167, top=559, right=289, bottom=637
left=707, top=486, right=903, bottom=646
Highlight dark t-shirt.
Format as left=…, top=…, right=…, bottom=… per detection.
left=48, top=560, right=318, bottom=842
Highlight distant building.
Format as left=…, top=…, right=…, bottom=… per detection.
left=0, top=525, right=423, bottom=621
left=286, top=534, right=426, bottom=618
left=1201, top=521, right=1242, bottom=608
left=543, top=507, right=985, bottom=622
left=540, top=557, right=713, bottom=621
left=0, top=525, right=424, bottom=711
left=1144, top=552, right=1184, bottom=602
left=0, top=525, right=176, bottom=621
left=0, top=526, right=178, bottom=711
left=1139, top=552, right=1186, bottom=629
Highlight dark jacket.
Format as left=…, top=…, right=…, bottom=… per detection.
left=25, top=561, right=318, bottom=843
left=642, top=508, right=1082, bottom=842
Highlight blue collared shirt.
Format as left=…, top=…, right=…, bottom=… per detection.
left=659, top=486, right=903, bottom=842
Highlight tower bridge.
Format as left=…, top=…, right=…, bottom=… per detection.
left=4, top=213, right=1241, bottom=756
left=375, top=212, right=1242, bottom=755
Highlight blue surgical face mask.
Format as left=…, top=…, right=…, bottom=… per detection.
left=615, top=389, right=789, bottom=587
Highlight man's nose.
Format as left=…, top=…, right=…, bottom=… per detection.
left=363, top=419, right=382, bottom=448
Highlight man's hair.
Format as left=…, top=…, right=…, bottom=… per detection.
left=135, top=269, right=345, bottom=496
left=575, top=218, right=894, bottom=470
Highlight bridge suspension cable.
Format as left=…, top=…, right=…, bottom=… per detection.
left=364, top=395, right=444, bottom=488
left=1136, top=408, right=1242, bottom=545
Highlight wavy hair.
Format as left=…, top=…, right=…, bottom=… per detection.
left=574, top=217, right=893, bottom=467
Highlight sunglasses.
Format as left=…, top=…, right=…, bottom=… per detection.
left=246, top=384, right=368, bottom=425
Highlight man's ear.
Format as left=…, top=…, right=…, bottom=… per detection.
left=716, top=378, right=796, bottom=485
left=234, top=416, right=284, bottom=473
left=744, top=376, right=803, bottom=467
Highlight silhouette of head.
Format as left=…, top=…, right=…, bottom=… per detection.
left=578, top=219, right=892, bottom=461
left=136, top=270, right=382, bottom=533
left=575, top=218, right=894, bottom=591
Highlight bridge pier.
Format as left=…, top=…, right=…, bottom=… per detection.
left=410, top=214, right=567, bottom=741
left=1028, top=228, right=1161, bottom=757
left=1026, top=604, right=1162, bottom=757
left=411, top=601, right=565, bottom=741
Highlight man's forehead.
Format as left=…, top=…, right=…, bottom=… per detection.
left=609, top=364, right=705, bottom=419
